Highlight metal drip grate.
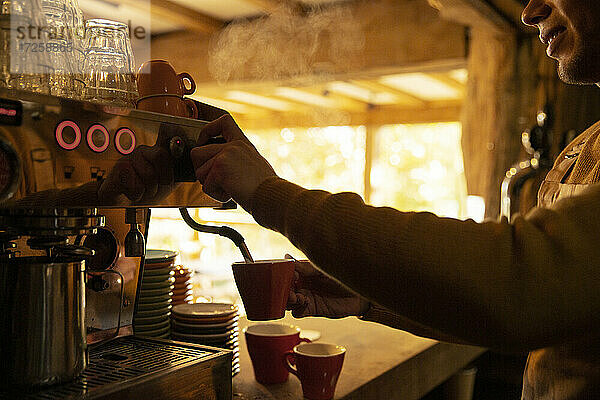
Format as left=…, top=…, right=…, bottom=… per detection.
left=6, top=336, right=219, bottom=400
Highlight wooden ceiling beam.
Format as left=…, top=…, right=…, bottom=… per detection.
left=234, top=102, right=463, bottom=130
left=104, top=0, right=224, bottom=34
left=428, top=0, right=516, bottom=34
left=152, top=0, right=468, bottom=85
left=350, top=80, right=429, bottom=108
left=303, top=86, right=370, bottom=112
left=241, top=0, right=302, bottom=14
left=267, top=88, right=340, bottom=109
left=150, top=0, right=224, bottom=34
left=426, top=73, right=466, bottom=95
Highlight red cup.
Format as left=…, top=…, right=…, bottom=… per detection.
left=232, top=259, right=295, bottom=321
left=136, top=95, right=198, bottom=119
left=284, top=342, right=346, bottom=400
left=136, top=59, right=196, bottom=98
left=244, top=323, right=310, bottom=384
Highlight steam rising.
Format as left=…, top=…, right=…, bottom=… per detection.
left=208, top=4, right=365, bottom=84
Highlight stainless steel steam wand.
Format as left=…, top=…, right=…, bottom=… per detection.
left=179, top=208, right=254, bottom=263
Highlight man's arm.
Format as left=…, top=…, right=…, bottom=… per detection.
left=360, top=302, right=477, bottom=346
left=190, top=114, right=600, bottom=353
left=250, top=176, right=600, bottom=353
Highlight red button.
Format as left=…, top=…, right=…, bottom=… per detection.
left=87, top=124, right=110, bottom=153
left=56, top=120, right=81, bottom=150
left=115, top=128, right=136, bottom=155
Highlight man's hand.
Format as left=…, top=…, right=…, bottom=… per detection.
left=287, top=257, right=370, bottom=319
left=190, top=114, right=277, bottom=212
left=98, top=145, right=175, bottom=205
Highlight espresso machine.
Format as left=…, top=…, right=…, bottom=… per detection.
left=0, top=87, right=235, bottom=399
left=500, top=106, right=553, bottom=220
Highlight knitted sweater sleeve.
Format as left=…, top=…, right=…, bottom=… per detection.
left=360, top=302, right=474, bottom=345
left=250, top=176, right=600, bottom=352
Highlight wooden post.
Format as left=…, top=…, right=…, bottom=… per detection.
left=460, top=28, right=520, bottom=219
left=364, top=123, right=374, bottom=204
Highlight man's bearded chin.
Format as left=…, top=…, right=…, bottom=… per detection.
left=557, top=47, right=600, bottom=85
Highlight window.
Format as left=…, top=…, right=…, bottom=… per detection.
left=370, top=122, right=467, bottom=217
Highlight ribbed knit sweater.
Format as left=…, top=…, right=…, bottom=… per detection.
left=250, top=176, right=600, bottom=351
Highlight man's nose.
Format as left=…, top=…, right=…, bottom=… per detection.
left=522, top=0, right=551, bottom=26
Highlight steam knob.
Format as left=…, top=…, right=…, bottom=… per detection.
left=124, top=209, right=145, bottom=257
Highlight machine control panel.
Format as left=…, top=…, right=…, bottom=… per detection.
left=55, top=120, right=136, bottom=155
left=0, top=88, right=222, bottom=208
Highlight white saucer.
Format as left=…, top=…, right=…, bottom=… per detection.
left=171, top=316, right=239, bottom=330
left=300, top=329, right=321, bottom=342
left=170, top=330, right=239, bottom=341
left=172, top=303, right=238, bottom=318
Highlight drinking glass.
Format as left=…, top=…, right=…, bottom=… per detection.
left=66, top=0, right=84, bottom=75
left=0, top=25, right=10, bottom=86
left=1, top=0, right=51, bottom=93
left=41, top=0, right=78, bottom=97
left=7, top=50, right=52, bottom=94
left=82, top=19, right=137, bottom=107
left=1, top=0, right=43, bottom=19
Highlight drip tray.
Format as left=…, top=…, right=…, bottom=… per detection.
left=3, top=336, right=233, bottom=400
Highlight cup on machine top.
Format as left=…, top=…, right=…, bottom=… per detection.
left=136, top=59, right=196, bottom=98
left=40, top=0, right=80, bottom=98
left=135, top=59, right=198, bottom=119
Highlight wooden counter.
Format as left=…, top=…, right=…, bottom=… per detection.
left=232, top=312, right=485, bottom=400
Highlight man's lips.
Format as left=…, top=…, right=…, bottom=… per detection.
left=540, top=26, right=566, bottom=46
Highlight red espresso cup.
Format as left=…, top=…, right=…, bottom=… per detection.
left=284, top=342, right=346, bottom=400
left=244, top=323, right=311, bottom=384
left=232, top=259, right=295, bottom=321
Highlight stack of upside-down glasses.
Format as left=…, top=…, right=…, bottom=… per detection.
left=1, top=0, right=137, bottom=106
